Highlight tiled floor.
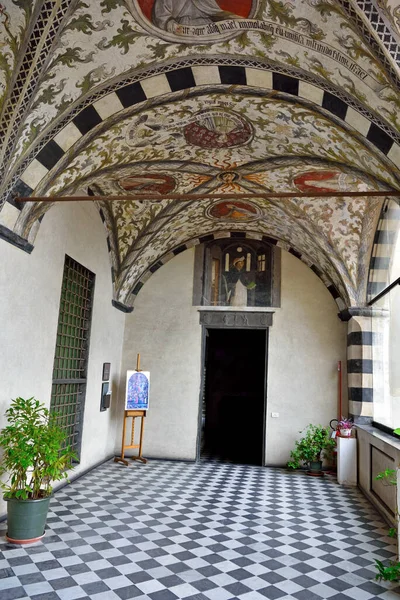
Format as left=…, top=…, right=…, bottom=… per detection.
left=0, top=459, right=399, bottom=600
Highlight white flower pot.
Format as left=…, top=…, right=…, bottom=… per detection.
left=340, top=428, right=352, bottom=437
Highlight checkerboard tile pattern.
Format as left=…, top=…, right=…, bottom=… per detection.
left=0, top=459, right=398, bottom=599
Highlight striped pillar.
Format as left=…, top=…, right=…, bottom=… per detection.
left=368, top=199, right=400, bottom=302
left=342, top=308, right=387, bottom=424
left=346, top=309, right=373, bottom=423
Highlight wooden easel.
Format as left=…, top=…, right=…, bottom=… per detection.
left=114, top=354, right=148, bottom=466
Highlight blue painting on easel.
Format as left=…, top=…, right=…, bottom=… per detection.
left=125, top=370, right=150, bottom=410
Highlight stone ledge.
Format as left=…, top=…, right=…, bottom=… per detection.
left=0, top=224, right=33, bottom=253
left=356, top=423, right=400, bottom=453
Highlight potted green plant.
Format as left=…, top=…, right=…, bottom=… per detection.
left=338, top=416, right=355, bottom=437
left=287, top=424, right=335, bottom=475
left=0, top=397, right=76, bottom=543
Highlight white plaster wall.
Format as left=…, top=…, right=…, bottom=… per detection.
left=121, top=248, right=347, bottom=465
left=119, top=249, right=202, bottom=461
left=266, top=251, right=348, bottom=465
left=0, top=202, right=125, bottom=516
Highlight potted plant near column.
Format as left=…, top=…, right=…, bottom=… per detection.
left=0, top=397, right=76, bottom=543
left=338, top=416, right=355, bottom=437
left=287, top=424, right=335, bottom=476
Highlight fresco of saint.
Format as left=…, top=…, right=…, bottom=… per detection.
left=152, top=0, right=243, bottom=31
left=223, top=256, right=256, bottom=306
left=131, top=1, right=256, bottom=42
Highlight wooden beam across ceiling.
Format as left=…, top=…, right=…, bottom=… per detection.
left=16, top=190, right=400, bottom=202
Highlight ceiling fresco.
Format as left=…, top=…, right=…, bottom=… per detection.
left=374, top=0, right=400, bottom=39
left=0, top=0, right=36, bottom=112
left=2, top=0, right=400, bottom=181
left=205, top=199, right=260, bottom=221
left=128, top=0, right=258, bottom=43
left=0, top=0, right=399, bottom=309
left=29, top=92, right=400, bottom=198
left=112, top=194, right=383, bottom=307
left=94, top=162, right=384, bottom=285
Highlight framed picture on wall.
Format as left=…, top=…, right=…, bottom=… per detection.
left=125, top=370, right=150, bottom=410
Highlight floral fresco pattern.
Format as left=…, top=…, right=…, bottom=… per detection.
left=114, top=197, right=356, bottom=306
left=38, top=92, right=399, bottom=200
left=1, top=0, right=400, bottom=185
left=375, top=0, right=400, bottom=38
left=16, top=85, right=390, bottom=304
left=0, top=0, right=399, bottom=310
left=0, top=0, right=36, bottom=112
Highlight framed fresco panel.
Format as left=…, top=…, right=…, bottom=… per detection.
left=198, top=239, right=275, bottom=307
left=126, top=0, right=259, bottom=43
left=125, top=370, right=150, bottom=411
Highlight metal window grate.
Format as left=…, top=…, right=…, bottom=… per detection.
left=50, top=255, right=95, bottom=458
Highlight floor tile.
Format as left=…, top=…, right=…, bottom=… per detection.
left=0, top=460, right=397, bottom=600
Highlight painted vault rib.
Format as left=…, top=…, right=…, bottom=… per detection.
left=3, top=0, right=400, bottom=186
left=0, top=0, right=399, bottom=312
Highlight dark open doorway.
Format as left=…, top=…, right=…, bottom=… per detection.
left=200, top=328, right=267, bottom=466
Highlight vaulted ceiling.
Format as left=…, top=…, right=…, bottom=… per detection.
left=0, top=0, right=399, bottom=309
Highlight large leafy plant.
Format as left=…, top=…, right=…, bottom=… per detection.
left=287, top=424, right=335, bottom=469
left=0, top=397, right=76, bottom=500
left=375, top=559, right=400, bottom=582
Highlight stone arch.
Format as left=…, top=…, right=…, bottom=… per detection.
left=119, top=230, right=348, bottom=312
left=5, top=57, right=400, bottom=213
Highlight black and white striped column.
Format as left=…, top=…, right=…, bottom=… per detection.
left=347, top=309, right=373, bottom=423
left=342, top=307, right=388, bottom=423
left=368, top=200, right=400, bottom=302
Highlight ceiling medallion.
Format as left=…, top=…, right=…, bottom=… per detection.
left=205, top=199, right=261, bottom=222
left=184, top=109, right=253, bottom=148
left=127, top=0, right=259, bottom=44
left=293, top=170, right=363, bottom=193
left=117, top=173, right=176, bottom=194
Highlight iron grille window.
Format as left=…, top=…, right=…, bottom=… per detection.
left=50, top=256, right=95, bottom=459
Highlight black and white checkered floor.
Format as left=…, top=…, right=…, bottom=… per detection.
left=0, top=459, right=399, bottom=600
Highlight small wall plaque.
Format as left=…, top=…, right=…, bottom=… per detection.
left=100, top=381, right=111, bottom=412
left=199, top=311, right=273, bottom=329
left=102, top=363, right=111, bottom=381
